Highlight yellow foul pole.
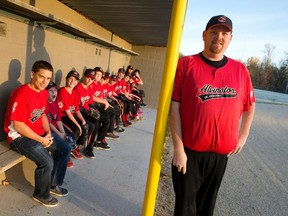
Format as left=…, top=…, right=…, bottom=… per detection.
left=142, top=0, right=188, bottom=215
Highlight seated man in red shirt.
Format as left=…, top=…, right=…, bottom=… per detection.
left=4, top=61, right=70, bottom=207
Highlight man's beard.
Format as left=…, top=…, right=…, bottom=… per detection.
left=209, top=42, right=223, bottom=54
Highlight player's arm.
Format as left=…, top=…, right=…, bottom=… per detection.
left=228, top=102, right=256, bottom=156
left=65, top=109, right=83, bottom=135
left=13, top=120, right=52, bottom=148
left=93, top=95, right=111, bottom=110
left=170, top=100, right=187, bottom=174
left=42, top=114, right=51, bottom=136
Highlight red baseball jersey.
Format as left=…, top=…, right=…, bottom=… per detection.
left=106, top=83, right=115, bottom=98
left=114, top=79, right=125, bottom=95
left=57, top=87, right=80, bottom=117
left=90, top=81, right=104, bottom=99
left=47, top=100, right=61, bottom=128
left=74, top=83, right=94, bottom=110
left=172, top=54, right=256, bottom=154
left=4, top=84, right=48, bottom=143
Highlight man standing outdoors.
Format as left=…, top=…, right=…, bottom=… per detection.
left=170, top=15, right=256, bottom=216
left=4, top=60, right=71, bottom=207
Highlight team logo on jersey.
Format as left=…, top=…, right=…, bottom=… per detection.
left=94, top=90, right=101, bottom=97
left=30, top=107, right=45, bottom=123
left=80, top=96, right=90, bottom=105
left=58, top=101, right=64, bottom=108
left=69, top=105, right=76, bottom=113
left=198, top=84, right=237, bottom=102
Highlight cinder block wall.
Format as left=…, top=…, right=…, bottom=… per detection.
left=131, top=46, right=167, bottom=109
left=0, top=1, right=168, bottom=141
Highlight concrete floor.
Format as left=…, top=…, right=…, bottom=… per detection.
left=0, top=107, right=156, bottom=216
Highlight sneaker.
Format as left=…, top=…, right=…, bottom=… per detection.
left=114, top=126, right=125, bottom=133
left=32, top=195, right=58, bottom=207
left=105, top=133, right=120, bottom=140
left=50, top=186, right=68, bottom=197
left=94, top=141, right=111, bottom=150
left=123, top=122, right=129, bottom=127
left=71, top=148, right=83, bottom=160
left=85, top=149, right=95, bottom=159
left=67, top=158, right=73, bottom=168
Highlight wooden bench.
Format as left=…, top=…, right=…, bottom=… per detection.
left=0, top=140, right=26, bottom=174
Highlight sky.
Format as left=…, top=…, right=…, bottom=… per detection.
left=180, top=0, right=288, bottom=64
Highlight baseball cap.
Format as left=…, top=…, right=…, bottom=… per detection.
left=127, top=65, right=133, bottom=70
left=110, top=75, right=117, bottom=81
left=84, top=68, right=96, bottom=79
left=46, top=81, right=58, bottom=90
left=93, top=67, right=104, bottom=74
left=205, top=15, right=232, bottom=31
left=118, top=68, right=125, bottom=73
left=66, top=70, right=80, bottom=80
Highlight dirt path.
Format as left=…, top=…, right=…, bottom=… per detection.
left=155, top=102, right=288, bottom=216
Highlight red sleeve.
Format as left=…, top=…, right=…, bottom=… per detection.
left=172, top=56, right=189, bottom=102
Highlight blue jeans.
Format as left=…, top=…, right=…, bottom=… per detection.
left=10, top=132, right=71, bottom=199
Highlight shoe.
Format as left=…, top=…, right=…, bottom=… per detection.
left=67, top=158, right=73, bottom=168
left=123, top=122, right=129, bottom=127
left=137, top=110, right=143, bottom=115
left=105, top=133, right=120, bottom=139
left=114, top=126, right=125, bottom=133
left=32, top=195, right=58, bottom=207
left=71, top=148, right=83, bottom=160
left=50, top=186, right=68, bottom=197
left=140, top=103, right=147, bottom=106
left=94, top=141, right=111, bottom=150
left=85, top=149, right=95, bottom=159
left=126, top=120, right=132, bottom=125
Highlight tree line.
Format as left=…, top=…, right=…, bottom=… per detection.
left=245, top=43, right=288, bottom=93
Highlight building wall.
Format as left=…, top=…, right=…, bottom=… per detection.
left=0, top=10, right=132, bottom=141
left=131, top=46, right=167, bottom=109
left=0, top=1, right=168, bottom=141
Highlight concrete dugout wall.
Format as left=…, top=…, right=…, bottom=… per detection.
left=0, top=0, right=166, bottom=141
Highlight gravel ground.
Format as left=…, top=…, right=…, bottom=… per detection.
left=154, top=93, right=288, bottom=216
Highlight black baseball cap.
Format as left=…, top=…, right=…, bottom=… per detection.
left=127, top=65, right=133, bottom=70
left=205, top=15, right=232, bottom=31
left=84, top=68, right=96, bottom=79
left=118, top=68, right=125, bottom=73
left=66, top=70, right=80, bottom=80
left=46, top=81, right=58, bottom=90
left=93, top=67, right=104, bottom=74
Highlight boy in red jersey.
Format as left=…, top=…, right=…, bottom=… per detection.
left=91, top=67, right=119, bottom=140
left=75, top=68, right=103, bottom=158
left=46, top=81, right=74, bottom=168
left=57, top=71, right=88, bottom=159
left=106, top=75, right=125, bottom=133
left=114, top=68, right=134, bottom=127
left=4, top=61, right=70, bottom=207
left=170, top=15, right=256, bottom=216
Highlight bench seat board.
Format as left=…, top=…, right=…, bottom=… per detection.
left=0, top=141, right=26, bottom=174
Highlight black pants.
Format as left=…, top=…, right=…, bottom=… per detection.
left=61, top=115, right=95, bottom=148
left=172, top=148, right=228, bottom=216
left=93, top=103, right=113, bottom=139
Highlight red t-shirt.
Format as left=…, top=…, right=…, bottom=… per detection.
left=114, top=79, right=125, bottom=95
left=106, top=83, right=115, bottom=98
left=47, top=100, right=61, bottom=128
left=4, top=84, right=48, bottom=143
left=90, top=81, right=104, bottom=99
left=57, top=87, right=80, bottom=117
left=74, top=83, right=94, bottom=111
left=172, top=54, right=256, bottom=154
